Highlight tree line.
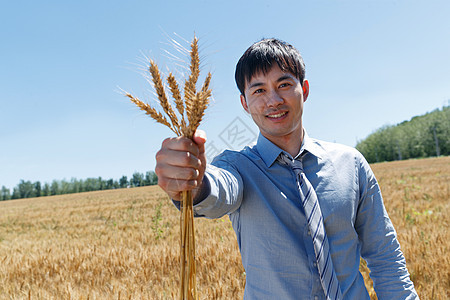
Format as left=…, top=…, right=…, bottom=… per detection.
left=356, top=105, right=449, bottom=163
left=0, top=171, right=158, bottom=201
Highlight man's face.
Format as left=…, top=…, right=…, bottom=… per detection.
left=240, top=65, right=309, bottom=145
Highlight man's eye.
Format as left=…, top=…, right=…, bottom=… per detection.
left=254, top=89, right=264, bottom=94
left=279, top=83, right=290, bottom=88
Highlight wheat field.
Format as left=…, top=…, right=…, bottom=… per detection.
left=0, top=156, right=449, bottom=299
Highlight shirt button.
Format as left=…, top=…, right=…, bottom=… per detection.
left=313, top=262, right=317, bottom=267
left=307, top=229, right=311, bottom=236
left=314, top=296, right=319, bottom=300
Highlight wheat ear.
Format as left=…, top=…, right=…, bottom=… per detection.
left=168, top=72, right=186, bottom=129
left=125, top=93, right=178, bottom=134
left=184, top=38, right=200, bottom=126
left=149, top=61, right=181, bottom=136
left=125, top=36, right=210, bottom=300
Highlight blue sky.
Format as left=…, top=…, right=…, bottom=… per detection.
left=1, top=0, right=449, bottom=190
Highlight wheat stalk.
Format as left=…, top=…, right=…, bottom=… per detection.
left=125, top=36, right=210, bottom=300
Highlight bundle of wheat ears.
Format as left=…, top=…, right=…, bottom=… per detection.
left=125, top=37, right=210, bottom=300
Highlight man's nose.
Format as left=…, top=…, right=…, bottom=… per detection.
left=265, top=90, right=284, bottom=107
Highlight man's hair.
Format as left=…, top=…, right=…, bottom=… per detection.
left=235, top=38, right=306, bottom=96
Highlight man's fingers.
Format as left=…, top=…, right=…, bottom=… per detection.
left=161, top=136, right=200, bottom=157
left=156, top=149, right=201, bottom=169
left=157, top=164, right=199, bottom=181
left=159, top=177, right=199, bottom=195
left=168, top=191, right=182, bottom=202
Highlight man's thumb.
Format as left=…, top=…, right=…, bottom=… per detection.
left=193, top=129, right=207, bottom=145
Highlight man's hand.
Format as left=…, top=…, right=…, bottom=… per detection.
left=155, top=130, right=207, bottom=201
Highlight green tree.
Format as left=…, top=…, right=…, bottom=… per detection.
left=1, top=186, right=11, bottom=201
left=12, top=187, right=21, bottom=199
left=357, top=105, right=450, bottom=163
left=34, top=181, right=42, bottom=197
left=130, top=172, right=144, bottom=187
left=50, top=180, right=59, bottom=196
left=70, top=178, right=83, bottom=194
left=17, top=180, right=35, bottom=199
left=98, top=177, right=105, bottom=190
left=145, top=171, right=158, bottom=186
left=59, top=180, right=71, bottom=194
left=105, top=178, right=114, bottom=189
left=113, top=180, right=119, bottom=189
left=1, top=169, right=163, bottom=201
left=42, top=183, right=50, bottom=196
left=83, top=178, right=97, bottom=192
left=119, top=176, right=128, bottom=188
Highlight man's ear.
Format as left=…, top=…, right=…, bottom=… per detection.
left=240, top=94, right=250, bottom=113
left=302, top=79, right=309, bottom=102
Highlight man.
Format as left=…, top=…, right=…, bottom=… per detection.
left=155, top=38, right=418, bottom=299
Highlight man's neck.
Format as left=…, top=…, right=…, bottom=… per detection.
left=262, top=128, right=304, bottom=157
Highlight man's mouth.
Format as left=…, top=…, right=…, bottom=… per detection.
left=267, top=111, right=287, bottom=119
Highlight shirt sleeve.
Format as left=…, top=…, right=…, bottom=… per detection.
left=354, top=151, right=419, bottom=299
left=191, top=153, right=244, bottom=219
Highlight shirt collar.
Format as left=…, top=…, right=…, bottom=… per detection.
left=256, top=130, right=322, bottom=167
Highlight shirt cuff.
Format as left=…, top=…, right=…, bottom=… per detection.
left=171, top=175, right=211, bottom=210
left=193, top=175, right=211, bottom=205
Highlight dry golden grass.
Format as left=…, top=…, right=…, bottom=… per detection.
left=369, top=156, right=450, bottom=299
left=0, top=156, right=448, bottom=299
left=0, top=187, right=243, bottom=300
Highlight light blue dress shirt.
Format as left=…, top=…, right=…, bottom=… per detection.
left=192, top=132, right=418, bottom=299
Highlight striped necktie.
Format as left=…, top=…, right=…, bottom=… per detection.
left=278, top=153, right=342, bottom=300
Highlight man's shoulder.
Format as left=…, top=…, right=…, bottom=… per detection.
left=211, top=143, right=260, bottom=165
left=308, top=136, right=356, bottom=152
left=307, top=137, right=363, bottom=161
